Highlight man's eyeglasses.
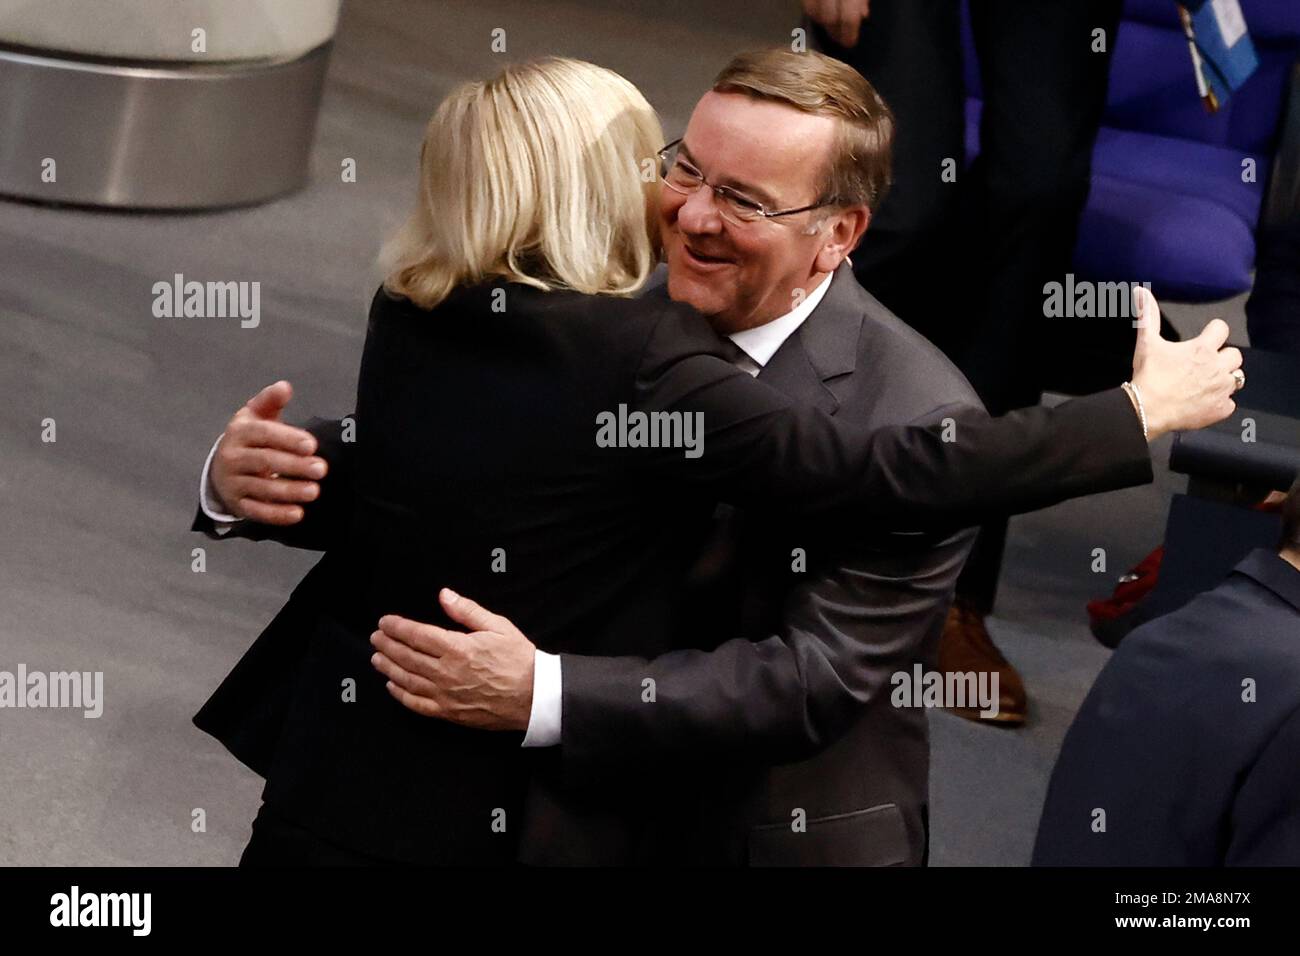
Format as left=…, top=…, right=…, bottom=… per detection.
left=656, top=139, right=837, bottom=226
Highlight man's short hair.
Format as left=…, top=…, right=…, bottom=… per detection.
left=712, top=48, right=894, bottom=212
left=1280, top=475, right=1300, bottom=553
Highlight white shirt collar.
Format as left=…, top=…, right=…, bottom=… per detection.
left=727, top=272, right=832, bottom=371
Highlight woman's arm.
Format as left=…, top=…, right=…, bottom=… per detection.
left=626, top=305, right=1154, bottom=530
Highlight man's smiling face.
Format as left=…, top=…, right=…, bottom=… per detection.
left=659, top=91, right=842, bottom=334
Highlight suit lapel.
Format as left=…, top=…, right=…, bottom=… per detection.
left=758, top=264, right=864, bottom=414
left=758, top=333, right=838, bottom=413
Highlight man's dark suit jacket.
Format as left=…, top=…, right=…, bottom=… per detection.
left=192, top=277, right=1152, bottom=865
left=1033, top=549, right=1300, bottom=866
left=555, top=265, right=983, bottom=866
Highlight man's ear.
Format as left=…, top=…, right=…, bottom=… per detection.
left=812, top=205, right=871, bottom=274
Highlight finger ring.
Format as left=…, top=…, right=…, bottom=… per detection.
left=1231, top=369, right=1245, bottom=392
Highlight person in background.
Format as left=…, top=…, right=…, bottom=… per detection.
left=804, top=0, right=1127, bottom=725
left=1033, top=476, right=1300, bottom=866
left=1246, top=220, right=1300, bottom=357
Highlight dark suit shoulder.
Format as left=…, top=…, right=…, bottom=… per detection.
left=365, top=280, right=718, bottom=398
left=1117, top=563, right=1300, bottom=702
left=814, top=270, right=982, bottom=424
left=1062, top=563, right=1300, bottom=792
left=1035, top=559, right=1300, bottom=864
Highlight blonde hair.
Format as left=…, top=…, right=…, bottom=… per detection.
left=713, top=48, right=894, bottom=211
left=383, top=57, right=664, bottom=309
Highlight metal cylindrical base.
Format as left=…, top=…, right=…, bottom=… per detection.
left=0, top=42, right=331, bottom=210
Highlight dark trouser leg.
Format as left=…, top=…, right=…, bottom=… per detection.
left=955, top=520, right=1008, bottom=616
left=810, top=0, right=967, bottom=357
left=954, top=0, right=1122, bottom=612
left=1247, top=220, right=1300, bottom=357
left=959, top=0, right=1122, bottom=412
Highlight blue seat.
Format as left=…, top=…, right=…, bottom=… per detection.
left=962, top=0, right=1300, bottom=302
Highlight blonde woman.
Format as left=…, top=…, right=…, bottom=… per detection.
left=196, top=57, right=1236, bottom=865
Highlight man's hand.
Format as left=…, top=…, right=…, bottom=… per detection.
left=210, top=381, right=328, bottom=525
left=803, top=0, right=871, bottom=48
left=370, top=589, right=536, bottom=732
left=1129, top=287, right=1242, bottom=440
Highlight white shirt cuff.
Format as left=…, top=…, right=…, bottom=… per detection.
left=521, top=650, right=562, bottom=747
left=199, top=436, right=242, bottom=534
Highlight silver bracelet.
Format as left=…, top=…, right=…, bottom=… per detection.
left=1122, top=381, right=1148, bottom=441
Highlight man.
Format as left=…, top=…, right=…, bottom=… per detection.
left=1033, top=478, right=1300, bottom=866
left=196, top=50, right=1239, bottom=865
left=804, top=0, right=1128, bottom=725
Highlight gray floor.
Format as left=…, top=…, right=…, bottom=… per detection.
left=0, top=0, right=1249, bottom=866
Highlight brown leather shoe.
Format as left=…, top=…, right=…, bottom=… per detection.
left=936, top=597, right=1027, bottom=726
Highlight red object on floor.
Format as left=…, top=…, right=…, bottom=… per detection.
left=1087, top=545, right=1164, bottom=628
